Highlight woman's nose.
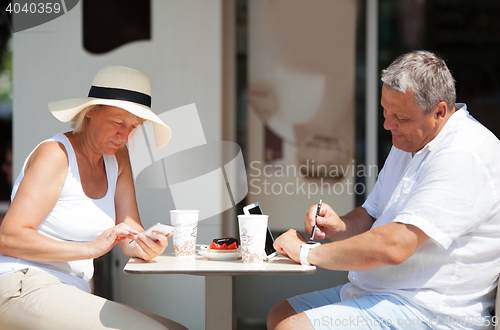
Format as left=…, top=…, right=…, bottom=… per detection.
left=116, top=127, right=131, bottom=141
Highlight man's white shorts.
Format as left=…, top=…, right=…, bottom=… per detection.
left=288, top=284, right=432, bottom=330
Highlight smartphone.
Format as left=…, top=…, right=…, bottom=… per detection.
left=243, top=202, right=278, bottom=260
left=129, top=223, right=174, bottom=246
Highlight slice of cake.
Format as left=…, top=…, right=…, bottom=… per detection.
left=208, top=237, right=239, bottom=253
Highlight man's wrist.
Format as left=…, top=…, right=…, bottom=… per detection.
left=300, top=242, right=321, bottom=266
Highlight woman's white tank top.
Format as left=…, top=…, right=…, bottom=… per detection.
left=0, top=133, right=117, bottom=292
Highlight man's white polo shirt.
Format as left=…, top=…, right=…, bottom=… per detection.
left=343, top=104, right=500, bottom=330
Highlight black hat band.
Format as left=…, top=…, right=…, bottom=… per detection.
left=88, top=86, right=151, bottom=108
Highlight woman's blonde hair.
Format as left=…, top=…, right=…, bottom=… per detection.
left=71, top=105, right=102, bottom=133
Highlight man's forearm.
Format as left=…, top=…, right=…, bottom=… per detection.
left=309, top=222, right=429, bottom=271
left=329, top=206, right=375, bottom=241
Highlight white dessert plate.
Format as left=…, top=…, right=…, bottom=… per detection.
left=198, top=249, right=241, bottom=261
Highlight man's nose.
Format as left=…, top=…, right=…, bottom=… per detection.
left=383, top=117, right=397, bottom=131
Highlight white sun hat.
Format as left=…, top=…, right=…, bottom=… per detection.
left=48, top=65, right=172, bottom=149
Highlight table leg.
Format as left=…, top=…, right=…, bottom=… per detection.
left=205, top=275, right=236, bottom=330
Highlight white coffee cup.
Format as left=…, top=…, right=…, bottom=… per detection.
left=170, top=210, right=199, bottom=257
left=238, top=214, right=269, bottom=263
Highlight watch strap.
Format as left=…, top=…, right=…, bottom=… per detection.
left=300, top=242, right=320, bottom=266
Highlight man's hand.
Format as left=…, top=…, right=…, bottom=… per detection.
left=273, top=229, right=307, bottom=263
left=304, top=202, right=345, bottom=241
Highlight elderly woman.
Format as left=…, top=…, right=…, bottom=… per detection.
left=0, top=66, right=187, bottom=330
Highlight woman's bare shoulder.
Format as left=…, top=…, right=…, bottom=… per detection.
left=25, top=140, right=68, bottom=173
left=114, top=145, right=132, bottom=174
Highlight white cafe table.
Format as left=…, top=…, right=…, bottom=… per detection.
left=124, top=253, right=316, bottom=330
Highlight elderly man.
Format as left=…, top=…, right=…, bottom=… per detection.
left=268, top=51, right=500, bottom=330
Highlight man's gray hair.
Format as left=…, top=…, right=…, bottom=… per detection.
left=381, top=50, right=456, bottom=114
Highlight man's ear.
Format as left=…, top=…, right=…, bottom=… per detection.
left=434, top=101, right=448, bottom=122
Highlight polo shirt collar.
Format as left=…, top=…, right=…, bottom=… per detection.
left=417, top=103, right=468, bottom=155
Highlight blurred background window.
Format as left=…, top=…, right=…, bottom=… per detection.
left=378, top=0, right=500, bottom=164
left=0, top=5, right=12, bottom=220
